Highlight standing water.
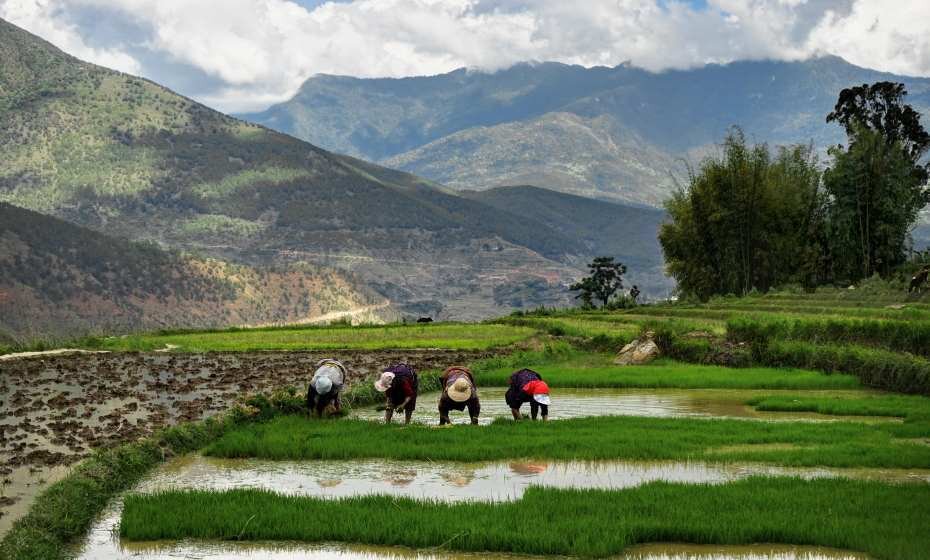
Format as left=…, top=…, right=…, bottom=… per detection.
left=351, top=388, right=899, bottom=425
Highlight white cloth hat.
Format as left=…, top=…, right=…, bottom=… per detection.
left=447, top=377, right=472, bottom=402
left=374, top=371, right=395, bottom=392
left=315, top=376, right=333, bottom=395
left=533, top=394, right=551, bottom=406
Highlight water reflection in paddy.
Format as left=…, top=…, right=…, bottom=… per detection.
left=131, top=455, right=930, bottom=502
left=350, top=388, right=898, bottom=425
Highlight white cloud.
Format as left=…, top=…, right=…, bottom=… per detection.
left=0, top=0, right=927, bottom=113
left=0, top=0, right=141, bottom=74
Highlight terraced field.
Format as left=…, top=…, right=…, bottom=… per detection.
left=3, top=291, right=930, bottom=560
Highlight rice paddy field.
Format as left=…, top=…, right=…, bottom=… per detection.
left=83, top=323, right=536, bottom=352
left=4, top=288, right=930, bottom=560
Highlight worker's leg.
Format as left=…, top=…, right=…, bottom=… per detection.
left=438, top=402, right=450, bottom=425
left=384, top=399, right=394, bottom=423
left=467, top=398, right=480, bottom=425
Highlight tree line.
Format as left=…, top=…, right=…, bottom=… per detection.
left=659, top=81, right=930, bottom=300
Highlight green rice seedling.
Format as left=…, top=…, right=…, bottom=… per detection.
left=201, top=415, right=930, bottom=468
left=473, top=358, right=862, bottom=390
left=120, top=478, right=930, bottom=559
left=746, top=394, right=930, bottom=419
left=86, top=323, right=535, bottom=352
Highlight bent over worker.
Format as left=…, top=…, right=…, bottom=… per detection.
left=438, top=366, right=480, bottom=425
left=505, top=368, right=550, bottom=421
left=374, top=363, right=418, bottom=425
left=306, top=358, right=346, bottom=417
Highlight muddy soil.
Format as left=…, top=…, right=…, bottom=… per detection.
left=0, top=349, right=496, bottom=535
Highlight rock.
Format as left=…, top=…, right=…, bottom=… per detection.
left=614, top=332, right=660, bottom=365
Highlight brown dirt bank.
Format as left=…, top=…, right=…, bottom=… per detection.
left=0, top=348, right=501, bottom=534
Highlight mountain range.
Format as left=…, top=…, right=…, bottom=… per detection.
left=0, top=17, right=670, bottom=337
left=241, top=58, right=930, bottom=208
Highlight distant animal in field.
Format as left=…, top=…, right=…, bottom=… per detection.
left=416, top=317, right=433, bottom=323
left=910, top=267, right=930, bottom=293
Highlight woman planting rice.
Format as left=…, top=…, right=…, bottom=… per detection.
left=374, top=364, right=419, bottom=425
left=506, top=368, right=550, bottom=421
left=438, top=366, right=480, bottom=425
left=306, top=358, right=347, bottom=417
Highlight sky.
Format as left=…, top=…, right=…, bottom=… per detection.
left=1, top=0, right=928, bottom=113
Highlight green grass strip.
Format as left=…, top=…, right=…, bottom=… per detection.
left=202, top=415, right=930, bottom=469
left=85, top=323, right=535, bottom=352
left=121, top=478, right=930, bottom=559
left=474, top=357, right=863, bottom=389
left=746, top=394, right=930, bottom=420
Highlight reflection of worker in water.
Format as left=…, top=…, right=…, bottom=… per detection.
left=509, top=462, right=549, bottom=476
left=438, top=366, right=480, bottom=425
left=306, top=359, right=346, bottom=417
left=375, top=364, right=418, bottom=425
left=505, top=368, right=550, bottom=421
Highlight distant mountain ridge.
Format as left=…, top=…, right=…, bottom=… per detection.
left=0, top=17, right=671, bottom=328
left=241, top=58, right=930, bottom=207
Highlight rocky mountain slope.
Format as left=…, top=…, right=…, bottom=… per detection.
left=0, top=18, right=671, bottom=324
left=242, top=58, right=930, bottom=207
left=0, top=203, right=376, bottom=342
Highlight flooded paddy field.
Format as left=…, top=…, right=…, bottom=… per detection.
left=351, top=388, right=900, bottom=425
left=0, top=348, right=495, bottom=535
left=123, top=454, right=930, bottom=500
left=72, top=453, right=922, bottom=559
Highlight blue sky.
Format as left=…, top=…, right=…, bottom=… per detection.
left=0, top=0, right=926, bottom=113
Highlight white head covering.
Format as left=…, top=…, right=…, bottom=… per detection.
left=314, top=376, right=334, bottom=395
left=374, top=371, right=395, bottom=392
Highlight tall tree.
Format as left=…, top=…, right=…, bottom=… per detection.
left=659, top=129, right=825, bottom=300
left=570, top=257, right=626, bottom=308
left=825, top=82, right=930, bottom=281
left=827, top=82, right=930, bottom=172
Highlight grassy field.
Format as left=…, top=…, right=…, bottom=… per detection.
left=201, top=415, right=930, bottom=468
left=83, top=323, right=535, bottom=352
left=120, top=478, right=930, bottom=560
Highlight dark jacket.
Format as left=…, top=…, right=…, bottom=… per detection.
left=385, top=364, right=418, bottom=408
left=505, top=368, right=548, bottom=416
left=438, top=366, right=480, bottom=423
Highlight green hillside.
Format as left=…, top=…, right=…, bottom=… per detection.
left=0, top=203, right=374, bottom=342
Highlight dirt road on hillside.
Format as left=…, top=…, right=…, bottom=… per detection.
left=241, top=300, right=392, bottom=328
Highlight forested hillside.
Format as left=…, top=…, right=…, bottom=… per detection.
left=0, top=203, right=374, bottom=342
